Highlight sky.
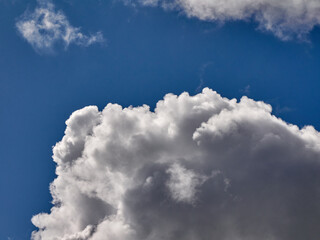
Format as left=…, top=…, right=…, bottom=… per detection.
left=0, top=0, right=320, bottom=239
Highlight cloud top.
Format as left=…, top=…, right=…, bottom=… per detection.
left=32, top=88, right=320, bottom=240
left=135, top=0, right=320, bottom=40
left=16, top=1, right=104, bottom=53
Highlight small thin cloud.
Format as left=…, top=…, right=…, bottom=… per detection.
left=275, top=105, right=294, bottom=114
left=196, top=62, right=213, bottom=93
left=239, top=85, right=251, bottom=95
left=16, top=1, right=104, bottom=53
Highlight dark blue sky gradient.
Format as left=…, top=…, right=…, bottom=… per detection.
left=0, top=0, right=320, bottom=239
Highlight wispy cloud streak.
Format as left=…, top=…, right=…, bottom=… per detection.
left=16, top=1, right=104, bottom=53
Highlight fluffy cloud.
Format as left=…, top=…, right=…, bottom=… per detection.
left=16, top=1, right=104, bottom=53
left=32, top=88, right=320, bottom=240
left=133, top=0, right=320, bottom=40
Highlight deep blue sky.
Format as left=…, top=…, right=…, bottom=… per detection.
left=0, top=0, right=320, bottom=239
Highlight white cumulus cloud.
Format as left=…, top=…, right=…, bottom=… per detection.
left=32, top=88, right=320, bottom=240
left=16, top=1, right=104, bottom=53
left=132, top=0, right=320, bottom=40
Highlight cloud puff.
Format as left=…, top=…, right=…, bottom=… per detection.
left=16, top=1, right=104, bottom=53
left=133, top=0, right=320, bottom=40
left=32, top=88, right=320, bottom=240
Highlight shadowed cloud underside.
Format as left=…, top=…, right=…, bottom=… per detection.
left=131, top=0, right=320, bottom=40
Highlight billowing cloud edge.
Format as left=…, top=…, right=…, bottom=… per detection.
left=32, top=88, right=320, bottom=240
